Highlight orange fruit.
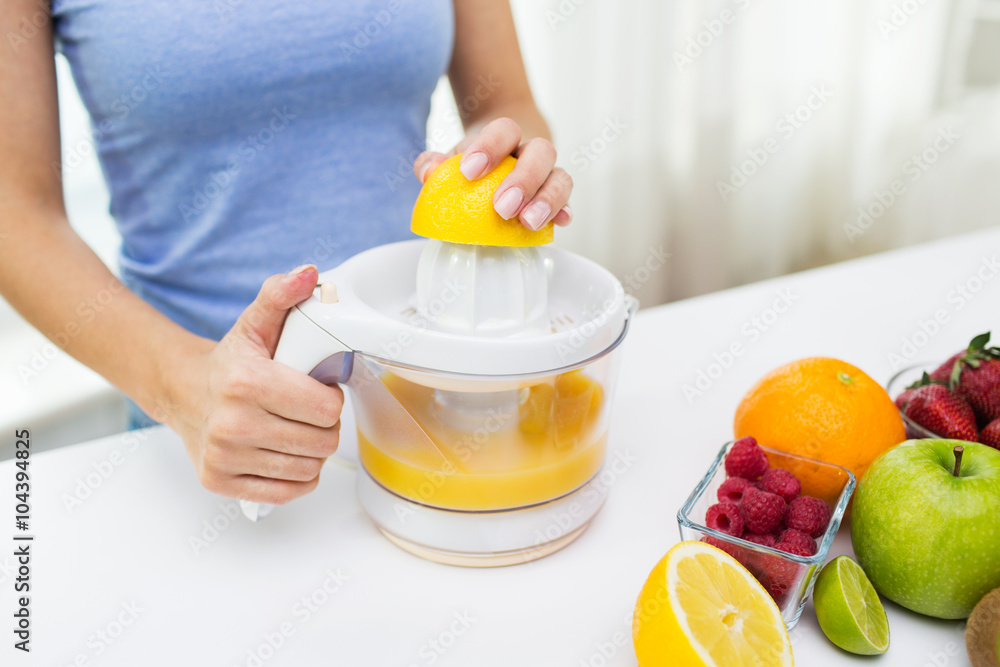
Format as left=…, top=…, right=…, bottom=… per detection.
left=734, top=358, right=905, bottom=498
left=411, top=154, right=553, bottom=246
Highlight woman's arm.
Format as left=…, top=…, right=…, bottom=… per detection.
left=413, top=0, right=573, bottom=230
left=0, top=0, right=342, bottom=504
left=0, top=0, right=191, bottom=418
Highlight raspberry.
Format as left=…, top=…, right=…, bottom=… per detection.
left=785, top=496, right=831, bottom=538
left=741, top=531, right=776, bottom=548
left=724, top=436, right=770, bottom=480
left=717, top=477, right=755, bottom=504
left=759, top=468, right=801, bottom=503
left=740, top=487, right=786, bottom=535
left=757, top=553, right=801, bottom=603
left=705, top=502, right=744, bottom=537
left=700, top=535, right=742, bottom=561
left=775, top=529, right=817, bottom=556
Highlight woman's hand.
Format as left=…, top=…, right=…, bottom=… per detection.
left=413, top=117, right=573, bottom=230
left=164, top=265, right=343, bottom=505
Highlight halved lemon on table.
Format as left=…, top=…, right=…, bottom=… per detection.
left=633, top=541, right=794, bottom=667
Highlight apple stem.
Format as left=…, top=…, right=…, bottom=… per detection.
left=953, top=445, right=964, bottom=477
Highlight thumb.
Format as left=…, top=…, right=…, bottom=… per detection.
left=414, top=151, right=449, bottom=184
left=234, top=264, right=318, bottom=355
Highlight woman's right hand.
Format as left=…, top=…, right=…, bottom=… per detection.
left=163, top=264, right=344, bottom=505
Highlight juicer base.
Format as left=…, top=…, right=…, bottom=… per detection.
left=357, top=466, right=609, bottom=567
left=377, top=524, right=591, bottom=568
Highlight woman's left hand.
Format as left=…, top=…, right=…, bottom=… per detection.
left=413, top=117, right=573, bottom=231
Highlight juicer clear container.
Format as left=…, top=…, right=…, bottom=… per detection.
left=348, top=315, right=629, bottom=567
left=247, top=238, right=636, bottom=566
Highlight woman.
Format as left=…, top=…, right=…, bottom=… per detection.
left=0, top=0, right=572, bottom=505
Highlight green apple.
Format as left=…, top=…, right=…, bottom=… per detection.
left=851, top=439, right=1000, bottom=619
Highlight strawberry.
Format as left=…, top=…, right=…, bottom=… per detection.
left=981, top=419, right=1000, bottom=451
left=903, top=384, right=978, bottom=441
left=930, top=352, right=963, bottom=384
left=938, top=333, right=1000, bottom=424
left=895, top=371, right=934, bottom=411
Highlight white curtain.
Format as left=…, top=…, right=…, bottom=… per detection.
left=479, top=0, right=1000, bottom=307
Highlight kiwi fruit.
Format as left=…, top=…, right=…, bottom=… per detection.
left=967, top=587, right=1000, bottom=667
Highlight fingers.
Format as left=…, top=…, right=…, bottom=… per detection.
left=553, top=205, right=573, bottom=227
left=257, top=361, right=345, bottom=429
left=204, top=395, right=341, bottom=460
left=457, top=117, right=522, bottom=181
left=214, top=445, right=327, bottom=483
left=413, top=151, right=449, bottom=184
left=234, top=265, right=318, bottom=353
left=516, top=167, right=573, bottom=231
left=229, top=475, right=321, bottom=506
left=488, top=137, right=556, bottom=224
left=412, top=117, right=575, bottom=231
left=197, top=404, right=339, bottom=503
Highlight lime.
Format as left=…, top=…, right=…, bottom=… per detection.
left=814, top=555, right=890, bottom=655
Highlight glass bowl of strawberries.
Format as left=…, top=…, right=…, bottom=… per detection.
left=887, top=333, right=1000, bottom=448
left=677, top=437, right=856, bottom=629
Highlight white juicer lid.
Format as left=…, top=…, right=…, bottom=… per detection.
left=295, top=239, right=627, bottom=377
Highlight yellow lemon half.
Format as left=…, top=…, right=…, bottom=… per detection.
left=411, top=154, right=554, bottom=246
left=633, top=541, right=794, bottom=667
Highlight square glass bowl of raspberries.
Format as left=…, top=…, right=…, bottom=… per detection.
left=676, top=437, right=856, bottom=629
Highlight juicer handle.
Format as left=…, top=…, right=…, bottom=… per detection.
left=240, top=307, right=354, bottom=522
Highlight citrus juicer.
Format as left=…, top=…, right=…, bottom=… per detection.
left=240, top=151, right=636, bottom=565
left=239, top=236, right=635, bottom=565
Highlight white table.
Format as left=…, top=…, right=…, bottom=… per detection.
left=3, top=228, right=998, bottom=666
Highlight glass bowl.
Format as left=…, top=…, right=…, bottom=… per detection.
left=886, top=362, right=947, bottom=438
left=677, top=442, right=856, bottom=628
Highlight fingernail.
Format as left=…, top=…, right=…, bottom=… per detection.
left=521, top=201, right=551, bottom=230
left=288, top=264, right=316, bottom=278
left=418, top=162, right=432, bottom=184
left=494, top=187, right=524, bottom=220
left=459, top=152, right=488, bottom=180
left=560, top=205, right=573, bottom=223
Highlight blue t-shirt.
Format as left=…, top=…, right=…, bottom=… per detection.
left=52, top=0, right=454, bottom=340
